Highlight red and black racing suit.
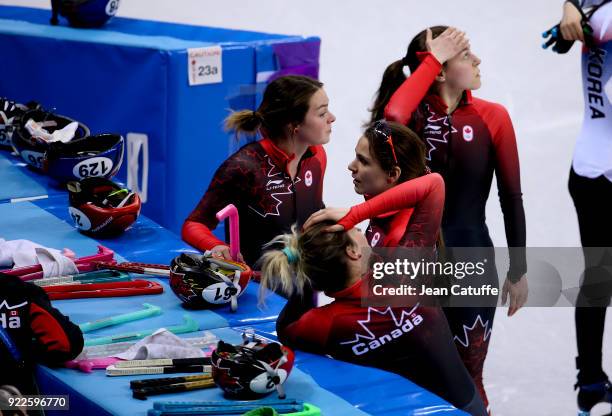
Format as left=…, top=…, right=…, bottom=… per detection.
left=0, top=273, right=83, bottom=395
left=277, top=175, right=487, bottom=415
left=183, top=138, right=326, bottom=266
left=385, top=51, right=527, bottom=409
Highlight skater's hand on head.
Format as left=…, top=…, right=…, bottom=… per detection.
left=303, top=208, right=349, bottom=232
left=502, top=275, right=528, bottom=317
left=426, top=27, right=470, bottom=64
left=560, top=1, right=584, bottom=42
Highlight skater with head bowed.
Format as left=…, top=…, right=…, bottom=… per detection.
left=182, top=75, right=335, bottom=266
left=272, top=121, right=486, bottom=410
left=371, top=26, right=528, bottom=411
left=258, top=217, right=488, bottom=415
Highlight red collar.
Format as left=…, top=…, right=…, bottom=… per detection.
left=326, top=278, right=363, bottom=299
left=424, top=90, right=473, bottom=114
left=259, top=138, right=318, bottom=176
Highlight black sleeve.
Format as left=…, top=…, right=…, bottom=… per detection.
left=276, top=284, right=316, bottom=345
left=186, top=151, right=251, bottom=229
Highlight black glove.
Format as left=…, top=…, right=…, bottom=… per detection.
left=542, top=0, right=594, bottom=53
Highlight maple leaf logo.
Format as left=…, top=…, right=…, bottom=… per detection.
left=0, top=300, right=27, bottom=310
left=453, top=315, right=492, bottom=348
left=248, top=156, right=300, bottom=218
left=423, top=104, right=456, bottom=161
left=339, top=305, right=421, bottom=346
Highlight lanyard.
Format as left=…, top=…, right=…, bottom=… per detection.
left=0, top=325, right=22, bottom=363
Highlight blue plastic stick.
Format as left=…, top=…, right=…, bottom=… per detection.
left=84, top=314, right=198, bottom=346
left=153, top=399, right=303, bottom=410
left=79, top=303, right=161, bottom=333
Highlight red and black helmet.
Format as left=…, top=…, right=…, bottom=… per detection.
left=211, top=333, right=294, bottom=399
left=169, top=253, right=251, bottom=312
left=67, top=177, right=141, bottom=235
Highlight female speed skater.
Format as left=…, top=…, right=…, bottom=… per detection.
left=259, top=173, right=488, bottom=415
left=370, top=26, right=529, bottom=411
left=182, top=75, right=335, bottom=267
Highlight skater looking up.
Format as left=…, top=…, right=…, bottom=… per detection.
left=371, top=26, right=528, bottom=411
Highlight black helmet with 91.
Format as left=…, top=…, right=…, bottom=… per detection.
left=170, top=253, right=252, bottom=312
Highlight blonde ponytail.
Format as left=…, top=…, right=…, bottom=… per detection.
left=258, top=221, right=355, bottom=306
left=258, top=225, right=310, bottom=305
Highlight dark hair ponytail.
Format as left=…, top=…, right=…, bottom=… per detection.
left=224, top=111, right=264, bottom=136
left=369, top=25, right=449, bottom=124
left=225, top=75, right=323, bottom=141
left=369, top=60, right=406, bottom=124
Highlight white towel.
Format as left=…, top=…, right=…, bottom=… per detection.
left=24, top=119, right=78, bottom=143
left=114, top=329, right=213, bottom=360
left=0, top=239, right=78, bottom=278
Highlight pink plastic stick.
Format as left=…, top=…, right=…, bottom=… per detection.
left=216, top=204, right=240, bottom=260
left=3, top=246, right=115, bottom=281
left=65, top=357, right=122, bottom=373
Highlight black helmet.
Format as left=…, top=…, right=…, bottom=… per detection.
left=211, top=333, right=295, bottom=399
left=51, top=0, right=120, bottom=28
left=170, top=253, right=252, bottom=312
left=45, top=133, right=124, bottom=183
left=12, top=108, right=90, bottom=171
left=0, top=98, right=40, bottom=148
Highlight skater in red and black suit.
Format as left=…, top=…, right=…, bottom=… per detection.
left=305, top=119, right=444, bottom=254
left=370, top=26, right=529, bottom=411
left=182, top=75, right=335, bottom=266
left=0, top=273, right=83, bottom=396
left=348, top=120, right=441, bottom=249
left=258, top=174, right=487, bottom=415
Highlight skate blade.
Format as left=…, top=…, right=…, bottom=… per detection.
left=578, top=403, right=612, bottom=416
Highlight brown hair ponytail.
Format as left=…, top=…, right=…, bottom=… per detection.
left=369, top=26, right=449, bottom=124
left=369, top=60, right=407, bottom=124
left=225, top=75, right=323, bottom=141
left=224, top=110, right=264, bottom=136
